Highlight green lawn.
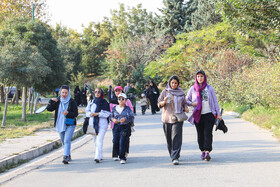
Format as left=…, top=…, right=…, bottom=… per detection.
left=0, top=103, right=53, bottom=142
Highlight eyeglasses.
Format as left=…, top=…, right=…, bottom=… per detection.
left=118, top=98, right=126, bottom=101
left=95, top=91, right=101, bottom=94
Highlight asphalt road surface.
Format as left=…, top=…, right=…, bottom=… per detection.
left=1, top=109, right=280, bottom=187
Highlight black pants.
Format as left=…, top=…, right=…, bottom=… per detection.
left=163, top=122, right=183, bottom=161
left=194, top=113, right=215, bottom=152
left=141, top=105, right=146, bottom=114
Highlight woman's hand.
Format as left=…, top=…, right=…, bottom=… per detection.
left=52, top=98, right=58, bottom=102
left=119, top=118, right=125, bottom=123
left=191, top=102, right=198, bottom=107
left=62, top=111, right=69, bottom=116
left=185, top=108, right=189, bottom=113
left=217, top=114, right=222, bottom=120
left=113, top=118, right=119, bottom=124
left=90, top=113, right=99, bottom=117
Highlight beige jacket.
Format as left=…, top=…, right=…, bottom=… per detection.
left=158, top=89, right=188, bottom=123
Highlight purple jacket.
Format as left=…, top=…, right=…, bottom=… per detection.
left=186, top=85, right=220, bottom=125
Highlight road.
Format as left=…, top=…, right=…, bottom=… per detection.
left=1, top=108, right=280, bottom=187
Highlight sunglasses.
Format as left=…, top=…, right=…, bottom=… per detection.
left=95, top=91, right=101, bottom=94
left=118, top=98, right=126, bottom=101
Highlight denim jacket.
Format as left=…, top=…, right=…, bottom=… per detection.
left=111, top=105, right=134, bottom=125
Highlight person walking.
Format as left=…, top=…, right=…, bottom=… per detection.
left=126, top=84, right=137, bottom=115
left=186, top=70, right=222, bottom=161
left=144, top=84, right=150, bottom=109
left=158, top=76, right=189, bottom=165
left=124, top=82, right=131, bottom=93
left=81, top=84, right=88, bottom=106
left=85, top=88, right=110, bottom=163
left=139, top=93, right=147, bottom=115
left=148, top=80, right=160, bottom=114
left=74, top=86, right=81, bottom=106
left=109, top=86, right=134, bottom=161
left=46, top=85, right=78, bottom=164
left=111, top=93, right=134, bottom=164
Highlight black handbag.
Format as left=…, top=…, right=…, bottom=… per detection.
left=82, top=117, right=89, bottom=134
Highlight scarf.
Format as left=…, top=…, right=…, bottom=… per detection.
left=165, top=76, right=185, bottom=113
left=56, top=88, right=71, bottom=133
left=193, top=72, right=208, bottom=123
left=92, top=89, right=110, bottom=134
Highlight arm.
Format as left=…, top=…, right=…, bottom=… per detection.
left=66, top=100, right=78, bottom=118
left=46, top=99, right=58, bottom=112
left=98, top=110, right=111, bottom=118
left=122, top=107, right=134, bottom=124
left=158, top=90, right=167, bottom=108
left=126, top=99, right=134, bottom=111
left=186, top=87, right=196, bottom=106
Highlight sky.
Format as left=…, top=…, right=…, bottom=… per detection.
left=45, top=0, right=164, bottom=33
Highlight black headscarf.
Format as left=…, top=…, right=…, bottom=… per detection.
left=93, top=89, right=110, bottom=134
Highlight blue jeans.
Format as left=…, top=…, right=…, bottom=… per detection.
left=59, top=125, right=76, bottom=156
left=112, top=123, right=131, bottom=160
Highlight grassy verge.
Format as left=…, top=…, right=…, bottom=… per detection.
left=221, top=102, right=280, bottom=137
left=0, top=103, right=53, bottom=142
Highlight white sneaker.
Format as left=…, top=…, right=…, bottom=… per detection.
left=173, top=159, right=179, bottom=165
left=120, top=160, right=126, bottom=164
left=113, top=157, right=119, bottom=161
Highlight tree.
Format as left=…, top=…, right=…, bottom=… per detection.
left=0, top=0, right=49, bottom=26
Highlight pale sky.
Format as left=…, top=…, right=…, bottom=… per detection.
left=46, top=0, right=164, bottom=33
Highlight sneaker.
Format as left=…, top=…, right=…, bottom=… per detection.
left=125, top=152, right=129, bottom=158
left=62, top=156, right=69, bottom=164
left=172, top=159, right=179, bottom=165
left=205, top=152, right=211, bottom=161
left=69, top=155, right=72, bottom=161
left=94, top=159, right=100, bottom=163
left=120, top=160, right=126, bottom=164
left=201, top=152, right=206, bottom=160
left=113, top=157, right=119, bottom=161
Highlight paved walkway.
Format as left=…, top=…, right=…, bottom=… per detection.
left=1, top=106, right=280, bottom=186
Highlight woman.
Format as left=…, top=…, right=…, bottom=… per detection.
left=186, top=70, right=222, bottom=161
left=148, top=81, right=160, bottom=114
left=46, top=85, right=78, bottom=164
left=158, top=76, right=189, bottom=165
left=126, top=84, right=137, bottom=115
left=109, top=86, right=133, bottom=161
left=74, top=86, right=81, bottom=106
left=85, top=88, right=110, bottom=163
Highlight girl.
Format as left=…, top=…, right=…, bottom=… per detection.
left=186, top=70, right=222, bottom=161
left=111, top=93, right=134, bottom=164
left=85, top=88, right=110, bottom=163
left=158, top=76, right=189, bottom=165
left=46, top=85, right=78, bottom=164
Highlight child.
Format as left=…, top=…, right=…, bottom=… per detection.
left=139, top=93, right=147, bottom=115
left=111, top=93, right=134, bottom=164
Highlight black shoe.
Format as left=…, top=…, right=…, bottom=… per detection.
left=69, top=155, right=72, bottom=161
left=205, top=152, right=211, bottom=161
left=94, top=159, right=100, bottom=163
left=62, top=156, right=69, bottom=164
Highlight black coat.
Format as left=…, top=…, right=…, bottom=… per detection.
left=46, top=98, right=78, bottom=127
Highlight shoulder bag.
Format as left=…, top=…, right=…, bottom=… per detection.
left=170, top=93, right=188, bottom=122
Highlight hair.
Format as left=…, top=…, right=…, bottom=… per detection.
left=61, top=85, right=70, bottom=91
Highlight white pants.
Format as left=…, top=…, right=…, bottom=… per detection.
left=94, top=123, right=108, bottom=160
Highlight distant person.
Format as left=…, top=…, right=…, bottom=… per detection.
left=55, top=88, right=59, bottom=97
left=46, top=85, right=78, bottom=164
left=144, top=84, right=150, bottom=109
left=124, top=82, right=131, bottom=93
left=126, top=84, right=137, bottom=115
left=158, top=76, right=189, bottom=165
left=107, top=85, right=116, bottom=101
left=85, top=88, right=110, bottom=163
left=81, top=84, right=88, bottom=106
left=111, top=93, right=134, bottom=164
left=147, top=80, right=160, bottom=114
left=74, top=86, right=81, bottom=106
left=87, top=84, right=95, bottom=103
left=139, top=93, right=147, bottom=115
left=186, top=70, right=222, bottom=161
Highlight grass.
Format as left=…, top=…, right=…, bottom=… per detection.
left=0, top=102, right=53, bottom=142
left=221, top=102, right=280, bottom=137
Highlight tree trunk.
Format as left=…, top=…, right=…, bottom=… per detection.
left=30, top=91, right=35, bottom=114
left=21, top=87, right=27, bottom=121
left=0, top=85, right=4, bottom=103
left=12, top=86, right=19, bottom=105
left=33, top=93, right=40, bottom=113
left=1, top=93, right=9, bottom=127
left=28, top=87, right=32, bottom=110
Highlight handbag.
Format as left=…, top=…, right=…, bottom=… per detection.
left=86, top=124, right=96, bottom=135
left=170, top=93, right=188, bottom=122
left=65, top=118, right=75, bottom=125
left=82, top=117, right=89, bottom=134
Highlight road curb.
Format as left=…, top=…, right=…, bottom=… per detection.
left=0, top=127, right=84, bottom=172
